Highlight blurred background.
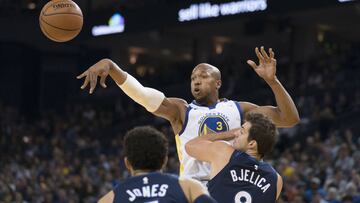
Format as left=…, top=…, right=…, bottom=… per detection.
left=1, top=0, right=360, bottom=202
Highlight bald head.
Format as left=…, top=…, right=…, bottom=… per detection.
left=193, top=63, right=221, bottom=80
left=190, top=63, right=222, bottom=105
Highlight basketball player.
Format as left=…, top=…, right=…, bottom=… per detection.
left=77, top=46, right=299, bottom=182
left=98, top=126, right=217, bottom=203
left=185, top=113, right=282, bottom=203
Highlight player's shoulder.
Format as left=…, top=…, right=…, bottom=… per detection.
left=237, top=101, right=259, bottom=112
left=167, top=97, right=188, bottom=105
left=166, top=97, right=189, bottom=111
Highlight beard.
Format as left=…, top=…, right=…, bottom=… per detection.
left=194, top=94, right=209, bottom=105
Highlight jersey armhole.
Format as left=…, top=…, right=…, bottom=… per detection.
left=178, top=106, right=192, bottom=136
left=234, top=101, right=244, bottom=125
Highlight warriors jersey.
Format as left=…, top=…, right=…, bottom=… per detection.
left=113, top=172, right=188, bottom=203
left=208, top=151, right=278, bottom=203
left=175, top=99, right=243, bottom=181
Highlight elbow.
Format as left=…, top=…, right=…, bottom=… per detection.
left=285, top=114, right=300, bottom=127
left=294, top=115, right=300, bottom=125
left=291, top=112, right=301, bottom=126
left=101, top=58, right=113, bottom=63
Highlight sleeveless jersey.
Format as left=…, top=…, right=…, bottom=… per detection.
left=175, top=99, right=243, bottom=181
left=208, top=151, right=278, bottom=203
left=113, top=172, right=188, bottom=203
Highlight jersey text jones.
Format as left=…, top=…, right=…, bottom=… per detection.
left=126, top=184, right=169, bottom=202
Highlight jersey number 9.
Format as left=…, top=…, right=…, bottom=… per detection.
left=235, top=191, right=252, bottom=203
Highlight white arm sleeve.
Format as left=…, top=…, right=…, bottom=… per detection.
left=117, top=73, right=165, bottom=112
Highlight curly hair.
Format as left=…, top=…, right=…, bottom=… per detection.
left=245, top=113, right=277, bottom=158
left=124, top=126, right=168, bottom=171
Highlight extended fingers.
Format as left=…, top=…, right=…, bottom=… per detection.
left=76, top=71, right=87, bottom=79
left=78, top=70, right=90, bottom=89
left=100, top=74, right=108, bottom=88
left=260, top=46, right=271, bottom=62
left=269, top=48, right=275, bottom=59
left=247, top=60, right=257, bottom=69
left=89, top=72, right=98, bottom=94
left=255, top=47, right=265, bottom=62
left=81, top=75, right=90, bottom=89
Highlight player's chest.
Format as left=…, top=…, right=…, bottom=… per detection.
left=185, top=106, right=241, bottom=136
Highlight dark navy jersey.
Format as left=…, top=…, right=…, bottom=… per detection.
left=208, top=151, right=278, bottom=203
left=113, top=172, right=188, bottom=203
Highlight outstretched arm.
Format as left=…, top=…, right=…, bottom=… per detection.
left=242, top=47, right=300, bottom=128
left=76, top=59, right=186, bottom=128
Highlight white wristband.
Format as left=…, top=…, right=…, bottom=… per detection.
left=118, top=73, right=165, bottom=112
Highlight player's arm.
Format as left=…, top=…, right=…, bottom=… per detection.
left=97, top=191, right=114, bottom=203
left=276, top=173, right=283, bottom=200
left=179, top=178, right=218, bottom=203
left=241, top=47, right=300, bottom=128
left=76, top=59, right=185, bottom=123
left=185, top=131, right=237, bottom=162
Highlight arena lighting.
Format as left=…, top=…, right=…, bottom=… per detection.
left=92, top=13, right=125, bottom=36
left=338, top=0, right=355, bottom=2
left=178, top=0, right=267, bottom=22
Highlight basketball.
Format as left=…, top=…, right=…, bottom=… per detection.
left=39, top=0, right=83, bottom=42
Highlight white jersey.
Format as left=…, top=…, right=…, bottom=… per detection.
left=175, top=99, right=243, bottom=181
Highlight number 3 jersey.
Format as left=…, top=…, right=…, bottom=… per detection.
left=113, top=172, right=188, bottom=203
left=175, top=99, right=243, bottom=181
left=208, top=151, right=278, bottom=203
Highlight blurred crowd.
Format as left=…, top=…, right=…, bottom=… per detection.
left=0, top=102, right=179, bottom=203
left=1, top=43, right=360, bottom=203
left=276, top=129, right=360, bottom=203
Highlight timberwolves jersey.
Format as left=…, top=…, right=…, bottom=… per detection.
left=175, top=99, right=243, bottom=181
left=113, top=172, right=188, bottom=203
left=208, top=151, right=278, bottom=203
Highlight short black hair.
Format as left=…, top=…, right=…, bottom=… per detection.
left=124, top=126, right=168, bottom=171
left=245, top=113, right=277, bottom=158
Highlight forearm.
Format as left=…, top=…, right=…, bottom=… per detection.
left=105, top=59, right=165, bottom=112
left=267, top=77, right=300, bottom=124
left=185, top=131, right=235, bottom=162
left=196, top=129, right=238, bottom=142
left=106, top=59, right=128, bottom=85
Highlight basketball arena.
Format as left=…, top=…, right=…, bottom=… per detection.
left=0, top=0, right=359, bottom=202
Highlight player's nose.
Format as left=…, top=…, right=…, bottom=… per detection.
left=193, top=78, right=201, bottom=85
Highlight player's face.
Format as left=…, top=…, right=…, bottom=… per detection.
left=190, top=66, right=219, bottom=101
left=233, top=122, right=252, bottom=151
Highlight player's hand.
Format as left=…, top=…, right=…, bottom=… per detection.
left=247, top=46, right=277, bottom=84
left=76, top=59, right=110, bottom=94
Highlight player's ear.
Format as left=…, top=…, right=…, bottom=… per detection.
left=216, top=80, right=222, bottom=90
left=124, top=157, right=133, bottom=172
left=248, top=140, right=257, bottom=150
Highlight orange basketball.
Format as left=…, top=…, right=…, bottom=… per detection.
left=39, top=0, right=83, bottom=42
